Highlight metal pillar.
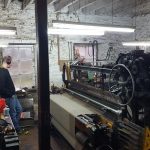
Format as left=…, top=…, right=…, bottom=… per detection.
left=35, top=0, right=50, bottom=150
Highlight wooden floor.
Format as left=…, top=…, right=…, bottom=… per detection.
left=19, top=125, right=73, bottom=150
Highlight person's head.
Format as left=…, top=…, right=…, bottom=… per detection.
left=2, top=56, right=12, bottom=69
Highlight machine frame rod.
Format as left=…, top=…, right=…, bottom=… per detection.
left=71, top=65, right=112, bottom=73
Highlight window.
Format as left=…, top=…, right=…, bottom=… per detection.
left=3, top=46, right=35, bottom=89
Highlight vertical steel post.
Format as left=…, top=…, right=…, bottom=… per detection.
left=35, top=0, right=50, bottom=149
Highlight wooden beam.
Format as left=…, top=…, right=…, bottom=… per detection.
left=4, top=0, right=12, bottom=8
left=22, top=0, right=34, bottom=10
left=68, top=0, right=96, bottom=13
left=54, top=0, right=76, bottom=12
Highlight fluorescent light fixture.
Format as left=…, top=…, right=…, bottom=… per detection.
left=52, top=20, right=135, bottom=33
left=122, top=41, right=150, bottom=46
left=48, top=28, right=104, bottom=36
left=9, top=43, right=36, bottom=45
left=0, top=27, right=16, bottom=35
left=0, top=30, right=16, bottom=35
left=0, top=44, right=8, bottom=47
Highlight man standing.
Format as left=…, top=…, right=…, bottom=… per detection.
left=0, top=56, right=22, bottom=133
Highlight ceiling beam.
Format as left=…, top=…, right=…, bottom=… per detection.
left=94, top=0, right=135, bottom=17
left=4, top=0, right=12, bottom=9
left=22, top=0, right=57, bottom=6
left=47, top=0, right=57, bottom=5
left=104, top=1, right=134, bottom=17
left=22, top=0, right=34, bottom=10
left=133, top=0, right=150, bottom=17
left=68, top=0, right=96, bottom=13
left=81, top=0, right=110, bottom=15
left=54, top=0, right=77, bottom=12
left=85, top=0, right=148, bottom=17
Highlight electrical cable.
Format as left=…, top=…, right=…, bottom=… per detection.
left=71, top=0, right=80, bottom=22
left=134, top=0, right=137, bottom=41
left=49, top=40, right=54, bottom=52
left=70, top=42, right=73, bottom=61
left=105, top=47, right=112, bottom=60
left=92, top=40, right=98, bottom=65
left=68, top=42, right=71, bottom=60
left=112, top=0, right=114, bottom=24
left=97, top=46, right=112, bottom=61
left=88, top=41, right=93, bottom=57
left=87, top=40, right=113, bottom=63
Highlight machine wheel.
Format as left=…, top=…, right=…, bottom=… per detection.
left=109, top=64, right=135, bottom=106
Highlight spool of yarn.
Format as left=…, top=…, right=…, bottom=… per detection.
left=0, top=98, right=6, bottom=113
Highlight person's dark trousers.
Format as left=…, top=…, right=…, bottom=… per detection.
left=6, top=95, right=22, bottom=132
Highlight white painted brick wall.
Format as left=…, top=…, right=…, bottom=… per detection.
left=0, top=1, right=150, bottom=86
left=50, top=12, right=150, bottom=86
left=48, top=13, right=135, bottom=86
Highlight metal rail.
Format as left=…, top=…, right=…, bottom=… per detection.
left=65, top=88, right=122, bottom=115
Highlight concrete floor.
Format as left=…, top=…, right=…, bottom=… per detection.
left=19, top=125, right=73, bottom=150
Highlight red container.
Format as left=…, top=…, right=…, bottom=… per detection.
left=0, top=98, right=6, bottom=113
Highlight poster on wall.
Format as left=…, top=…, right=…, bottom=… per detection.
left=74, top=43, right=96, bottom=64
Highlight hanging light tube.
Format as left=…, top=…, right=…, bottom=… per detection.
left=0, top=30, right=16, bottom=35
left=122, top=41, right=150, bottom=46
left=48, top=28, right=104, bottom=36
left=0, top=27, right=16, bottom=35
left=0, top=44, right=8, bottom=47
left=52, top=20, right=135, bottom=33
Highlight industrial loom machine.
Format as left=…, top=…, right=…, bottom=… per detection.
left=50, top=50, right=150, bottom=150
